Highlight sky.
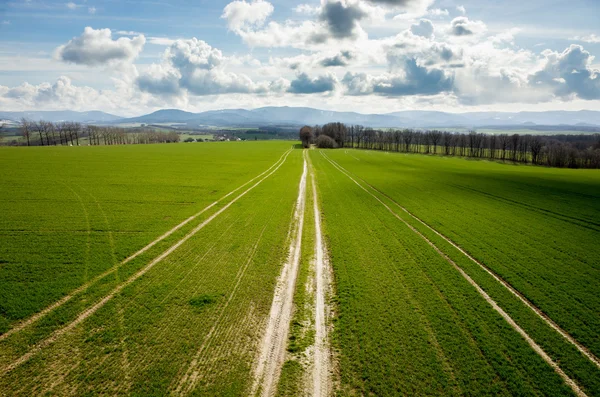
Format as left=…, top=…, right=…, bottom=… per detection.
left=0, top=0, right=599, bottom=116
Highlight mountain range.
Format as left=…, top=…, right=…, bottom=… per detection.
left=2, top=107, right=600, bottom=129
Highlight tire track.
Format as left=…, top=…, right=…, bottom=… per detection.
left=321, top=151, right=588, bottom=397
left=172, top=223, right=270, bottom=396
left=0, top=149, right=291, bottom=343
left=251, top=151, right=308, bottom=397
left=0, top=149, right=293, bottom=376
left=328, top=153, right=600, bottom=371
left=309, top=159, right=332, bottom=397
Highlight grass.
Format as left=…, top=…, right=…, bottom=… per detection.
left=311, top=151, right=600, bottom=395
left=317, top=148, right=600, bottom=395
left=0, top=142, right=303, bottom=395
left=1, top=141, right=599, bottom=396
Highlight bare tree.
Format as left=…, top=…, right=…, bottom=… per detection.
left=402, top=129, right=414, bottom=152
left=430, top=130, right=442, bottom=154
left=20, top=118, right=32, bottom=146
left=530, top=136, right=543, bottom=164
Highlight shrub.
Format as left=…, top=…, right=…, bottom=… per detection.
left=315, top=134, right=337, bottom=149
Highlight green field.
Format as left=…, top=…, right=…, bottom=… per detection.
left=0, top=143, right=598, bottom=396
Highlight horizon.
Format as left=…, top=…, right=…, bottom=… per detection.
left=1, top=1, right=599, bottom=116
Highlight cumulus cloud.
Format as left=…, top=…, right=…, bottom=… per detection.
left=320, top=51, right=354, bottom=67
left=55, top=27, right=145, bottom=66
left=320, top=1, right=367, bottom=40
left=0, top=76, right=108, bottom=110
left=529, top=45, right=600, bottom=100
left=449, top=16, right=486, bottom=36
left=137, top=38, right=287, bottom=96
left=410, top=19, right=434, bottom=38
left=221, top=0, right=274, bottom=31
left=343, top=58, right=453, bottom=96
left=456, top=5, right=466, bottom=14
left=288, top=72, right=337, bottom=93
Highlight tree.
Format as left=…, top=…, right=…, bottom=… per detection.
left=529, top=136, right=543, bottom=165
left=315, top=134, right=337, bottom=148
left=299, top=126, right=313, bottom=148
left=430, top=130, right=442, bottom=154
left=402, top=129, right=413, bottom=152
left=20, top=118, right=32, bottom=146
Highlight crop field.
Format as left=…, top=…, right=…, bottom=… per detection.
left=0, top=142, right=599, bottom=396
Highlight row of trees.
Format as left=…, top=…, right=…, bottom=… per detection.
left=299, top=123, right=600, bottom=169
left=17, top=119, right=180, bottom=146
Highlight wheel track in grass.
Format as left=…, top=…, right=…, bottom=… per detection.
left=0, top=148, right=292, bottom=343
left=321, top=151, right=588, bottom=397
left=172, top=222, right=270, bottom=396
left=172, top=189, right=290, bottom=394
left=251, top=150, right=308, bottom=397
left=331, top=151, right=600, bottom=371
left=0, top=149, right=293, bottom=376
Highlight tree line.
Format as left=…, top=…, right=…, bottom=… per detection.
left=300, top=123, right=600, bottom=169
left=16, top=119, right=180, bottom=146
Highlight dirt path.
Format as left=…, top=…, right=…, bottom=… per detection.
left=0, top=149, right=291, bottom=343
left=321, top=152, right=588, bottom=397
left=310, top=162, right=332, bottom=397
left=0, top=150, right=293, bottom=376
left=251, top=151, right=308, bottom=397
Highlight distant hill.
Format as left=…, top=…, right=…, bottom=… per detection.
left=113, top=107, right=600, bottom=129
left=0, top=110, right=122, bottom=123
left=3, top=107, right=600, bottom=129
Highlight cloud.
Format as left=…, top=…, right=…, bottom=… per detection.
left=1, top=20, right=10, bottom=25
left=148, top=37, right=177, bottom=46
left=320, top=1, right=367, bottom=40
left=392, top=0, right=435, bottom=20
left=55, top=27, right=145, bottom=66
left=410, top=19, right=434, bottom=38
left=221, top=0, right=274, bottom=31
left=137, top=38, right=287, bottom=96
left=88, top=6, right=96, bottom=14
left=343, top=58, right=454, bottom=96
left=0, top=76, right=111, bottom=110
left=288, top=72, right=337, bottom=93
left=66, top=2, right=78, bottom=10
left=456, top=5, right=466, bottom=14
left=450, top=16, right=486, bottom=36
left=294, top=4, right=320, bottom=15
left=529, top=45, right=600, bottom=100
left=117, top=30, right=143, bottom=36
left=320, top=51, right=354, bottom=67
left=570, top=34, right=600, bottom=44
left=427, top=8, right=448, bottom=17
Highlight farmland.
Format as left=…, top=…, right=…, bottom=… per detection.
left=0, top=142, right=599, bottom=396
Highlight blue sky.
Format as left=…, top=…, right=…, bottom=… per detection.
left=0, top=0, right=599, bottom=116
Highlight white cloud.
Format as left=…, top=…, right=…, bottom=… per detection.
left=392, top=0, right=435, bottom=20
left=55, top=27, right=146, bottom=66
left=570, top=34, right=600, bottom=44
left=66, top=2, right=78, bottom=10
left=148, top=37, right=177, bottom=46
left=427, top=8, right=449, bottom=17
left=221, top=0, right=274, bottom=32
left=456, top=5, right=466, bottom=15
left=449, top=16, right=486, bottom=36
left=88, top=6, right=96, bottom=14
left=1, top=20, right=10, bottom=25
left=137, top=38, right=288, bottom=96
left=410, top=19, right=434, bottom=38
left=293, top=4, right=320, bottom=15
